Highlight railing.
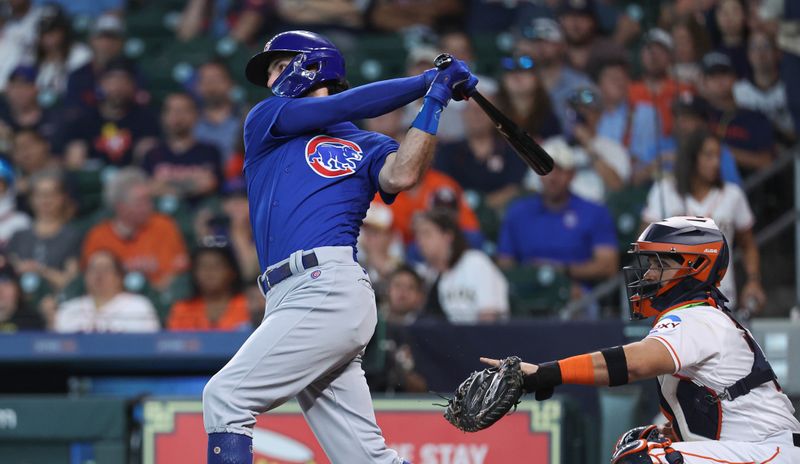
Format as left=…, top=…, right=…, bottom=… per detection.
left=561, top=145, right=800, bottom=320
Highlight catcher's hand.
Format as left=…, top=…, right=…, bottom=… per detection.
left=443, top=356, right=525, bottom=432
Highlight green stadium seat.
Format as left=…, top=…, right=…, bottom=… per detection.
left=503, top=264, right=571, bottom=317
left=605, top=184, right=650, bottom=254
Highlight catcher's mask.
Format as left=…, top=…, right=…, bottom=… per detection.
left=623, top=216, right=729, bottom=320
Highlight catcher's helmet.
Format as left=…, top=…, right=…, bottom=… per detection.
left=245, top=30, right=346, bottom=97
left=623, top=216, right=729, bottom=320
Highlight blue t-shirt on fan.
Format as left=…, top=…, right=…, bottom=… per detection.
left=244, top=97, right=398, bottom=270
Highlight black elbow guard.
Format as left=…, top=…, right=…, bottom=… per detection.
left=601, top=346, right=629, bottom=386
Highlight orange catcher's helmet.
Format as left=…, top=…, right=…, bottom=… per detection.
left=623, top=216, right=729, bottom=320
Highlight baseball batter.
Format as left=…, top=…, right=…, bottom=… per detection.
left=202, top=30, right=477, bottom=464
left=483, top=216, right=800, bottom=463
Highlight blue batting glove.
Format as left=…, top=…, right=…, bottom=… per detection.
left=452, top=73, right=479, bottom=102
left=425, top=58, right=474, bottom=106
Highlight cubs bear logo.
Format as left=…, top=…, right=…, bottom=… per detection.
left=305, top=136, right=364, bottom=178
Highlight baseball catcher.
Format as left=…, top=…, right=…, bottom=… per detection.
left=445, top=216, right=800, bottom=463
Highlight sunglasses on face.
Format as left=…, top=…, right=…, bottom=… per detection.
left=501, top=55, right=535, bottom=72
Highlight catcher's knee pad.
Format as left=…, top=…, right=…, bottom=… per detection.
left=611, top=425, right=684, bottom=464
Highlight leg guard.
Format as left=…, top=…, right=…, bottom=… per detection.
left=207, top=432, right=252, bottom=464
left=612, top=425, right=684, bottom=464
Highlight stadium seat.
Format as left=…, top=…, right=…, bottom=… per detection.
left=503, top=264, right=571, bottom=317
left=604, top=184, right=650, bottom=254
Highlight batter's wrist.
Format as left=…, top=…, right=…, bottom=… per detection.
left=411, top=97, right=444, bottom=135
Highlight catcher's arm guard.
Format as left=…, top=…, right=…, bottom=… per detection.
left=443, top=356, right=525, bottom=432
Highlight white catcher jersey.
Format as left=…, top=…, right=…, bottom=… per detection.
left=646, top=303, right=800, bottom=442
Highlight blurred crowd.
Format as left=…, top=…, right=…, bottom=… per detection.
left=0, top=0, right=798, bottom=390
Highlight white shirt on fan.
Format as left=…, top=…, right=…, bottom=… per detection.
left=647, top=304, right=800, bottom=442
left=54, top=293, right=160, bottom=333
left=641, top=179, right=754, bottom=308
left=437, top=250, right=509, bottom=324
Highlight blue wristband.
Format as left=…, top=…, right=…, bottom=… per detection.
left=411, top=97, right=444, bottom=135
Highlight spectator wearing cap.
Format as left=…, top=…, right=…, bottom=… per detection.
left=671, top=16, right=712, bottom=87
left=0, top=254, right=44, bottom=332
left=82, top=167, right=189, bottom=290
left=167, top=242, right=250, bottom=331
left=496, top=53, right=561, bottom=141
left=593, top=57, right=662, bottom=184
left=358, top=202, right=403, bottom=302
left=701, top=52, right=774, bottom=173
left=61, top=57, right=159, bottom=169
left=34, top=4, right=91, bottom=101
left=0, top=158, right=31, bottom=248
left=733, top=31, right=795, bottom=145
left=653, top=93, right=742, bottom=187
left=498, top=140, right=618, bottom=318
left=415, top=209, right=509, bottom=324
left=54, top=249, right=160, bottom=333
left=141, top=92, right=223, bottom=204
left=710, top=0, right=751, bottom=79
left=629, top=28, right=693, bottom=137
left=0, top=66, right=61, bottom=154
left=194, top=60, right=243, bottom=167
left=65, top=13, right=137, bottom=111
left=556, top=0, right=624, bottom=74
left=514, top=17, right=591, bottom=139
left=0, top=0, right=44, bottom=91
left=435, top=89, right=529, bottom=211
left=8, top=168, right=80, bottom=294
left=534, top=87, right=630, bottom=203
left=178, top=0, right=275, bottom=44
left=381, top=167, right=481, bottom=246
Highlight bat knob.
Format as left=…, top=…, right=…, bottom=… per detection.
left=434, top=53, right=453, bottom=70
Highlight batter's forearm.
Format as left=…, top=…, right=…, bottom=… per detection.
left=274, top=73, right=433, bottom=136
left=380, top=127, right=436, bottom=193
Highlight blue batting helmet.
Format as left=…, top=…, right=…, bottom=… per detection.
left=245, top=30, right=346, bottom=97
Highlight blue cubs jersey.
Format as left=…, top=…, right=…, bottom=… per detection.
left=243, top=97, right=399, bottom=270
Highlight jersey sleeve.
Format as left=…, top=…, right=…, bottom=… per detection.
left=473, top=253, right=510, bottom=313
left=243, top=97, right=294, bottom=162
left=645, top=311, right=719, bottom=374
left=366, top=133, right=400, bottom=204
left=729, top=184, right=755, bottom=231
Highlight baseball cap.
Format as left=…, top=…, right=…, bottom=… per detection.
left=541, top=138, right=576, bottom=170
left=520, top=18, right=564, bottom=43
left=644, top=28, right=674, bottom=52
left=91, top=14, right=125, bottom=38
left=8, top=65, right=37, bottom=84
left=363, top=202, right=393, bottom=230
left=672, top=92, right=709, bottom=117
left=558, top=0, right=596, bottom=17
left=702, top=52, right=734, bottom=75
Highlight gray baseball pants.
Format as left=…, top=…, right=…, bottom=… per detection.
left=203, top=246, right=403, bottom=464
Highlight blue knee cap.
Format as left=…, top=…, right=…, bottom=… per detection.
left=207, top=432, right=252, bottom=464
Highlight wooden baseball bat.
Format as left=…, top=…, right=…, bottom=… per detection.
left=434, top=53, right=554, bottom=176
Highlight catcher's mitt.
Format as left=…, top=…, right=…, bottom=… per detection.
left=443, top=356, right=525, bottom=432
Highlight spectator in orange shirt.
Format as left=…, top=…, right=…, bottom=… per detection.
left=167, top=240, right=250, bottom=331
left=381, top=168, right=480, bottom=245
left=82, top=167, right=189, bottom=289
left=629, top=28, right=693, bottom=136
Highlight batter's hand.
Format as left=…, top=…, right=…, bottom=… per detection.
left=425, top=57, right=477, bottom=106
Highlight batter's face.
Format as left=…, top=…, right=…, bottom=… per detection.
left=267, top=56, right=294, bottom=89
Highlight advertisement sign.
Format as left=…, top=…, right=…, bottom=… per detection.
left=142, top=399, right=563, bottom=464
